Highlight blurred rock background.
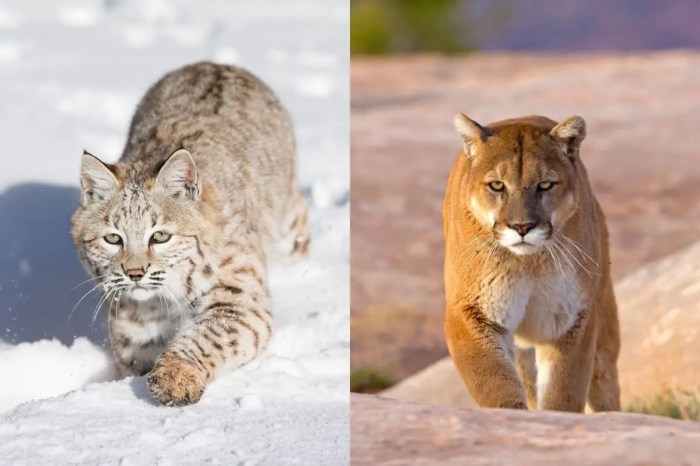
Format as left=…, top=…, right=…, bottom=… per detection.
left=351, top=0, right=700, bottom=54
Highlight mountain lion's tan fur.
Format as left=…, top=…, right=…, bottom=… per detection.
left=443, top=114, right=620, bottom=412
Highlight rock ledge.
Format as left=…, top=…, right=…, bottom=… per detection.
left=352, top=394, right=700, bottom=465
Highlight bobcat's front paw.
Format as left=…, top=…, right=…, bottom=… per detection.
left=147, top=353, right=206, bottom=407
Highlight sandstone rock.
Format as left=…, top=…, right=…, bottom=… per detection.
left=382, top=357, right=476, bottom=408
left=351, top=394, right=700, bottom=465
left=616, top=240, right=700, bottom=403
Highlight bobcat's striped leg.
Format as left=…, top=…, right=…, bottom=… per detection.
left=147, top=246, right=272, bottom=407
left=109, top=298, right=171, bottom=377
left=283, top=189, right=310, bottom=257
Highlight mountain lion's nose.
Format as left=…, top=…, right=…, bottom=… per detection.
left=510, top=222, right=536, bottom=237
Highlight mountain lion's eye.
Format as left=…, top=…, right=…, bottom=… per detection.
left=104, top=233, right=122, bottom=245
left=150, top=231, right=172, bottom=244
left=538, top=181, right=554, bottom=191
left=488, top=181, right=505, bottom=192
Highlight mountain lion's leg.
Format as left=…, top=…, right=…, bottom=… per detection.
left=516, top=347, right=538, bottom=409
left=535, top=312, right=596, bottom=412
left=587, top=282, right=621, bottom=411
left=587, top=346, right=621, bottom=411
left=446, top=306, right=527, bottom=409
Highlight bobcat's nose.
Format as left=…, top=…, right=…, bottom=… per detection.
left=510, top=222, right=536, bottom=237
left=125, top=268, right=146, bottom=282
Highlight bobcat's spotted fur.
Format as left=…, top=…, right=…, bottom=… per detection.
left=71, top=62, right=309, bottom=406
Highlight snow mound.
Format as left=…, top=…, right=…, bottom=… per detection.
left=0, top=338, right=115, bottom=413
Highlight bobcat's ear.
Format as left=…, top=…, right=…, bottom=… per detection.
left=550, top=115, right=586, bottom=159
left=453, top=113, right=489, bottom=156
left=156, top=149, right=199, bottom=199
left=80, top=151, right=119, bottom=205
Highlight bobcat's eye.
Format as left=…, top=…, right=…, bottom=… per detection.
left=538, top=181, right=555, bottom=191
left=150, top=231, right=172, bottom=244
left=488, top=181, right=505, bottom=192
left=104, top=233, right=122, bottom=245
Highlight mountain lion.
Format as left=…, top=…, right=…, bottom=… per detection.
left=443, top=114, right=620, bottom=412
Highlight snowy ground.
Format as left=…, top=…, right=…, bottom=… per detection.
left=0, top=0, right=349, bottom=464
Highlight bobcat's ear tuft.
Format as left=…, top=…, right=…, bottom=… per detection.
left=453, top=113, right=489, bottom=156
left=550, top=115, right=586, bottom=159
left=80, top=151, right=119, bottom=205
left=156, top=149, right=199, bottom=199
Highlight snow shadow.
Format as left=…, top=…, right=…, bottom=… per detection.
left=128, top=377, right=158, bottom=406
left=0, top=183, right=107, bottom=346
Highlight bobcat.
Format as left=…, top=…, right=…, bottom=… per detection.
left=443, top=114, right=620, bottom=412
left=71, top=62, right=309, bottom=406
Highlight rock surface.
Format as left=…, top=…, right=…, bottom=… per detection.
left=616, top=240, right=700, bottom=402
left=381, top=239, right=700, bottom=407
left=382, top=357, right=477, bottom=408
left=351, top=394, right=700, bottom=465
left=351, top=51, right=700, bottom=378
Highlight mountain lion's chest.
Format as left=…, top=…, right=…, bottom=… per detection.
left=481, top=268, right=585, bottom=344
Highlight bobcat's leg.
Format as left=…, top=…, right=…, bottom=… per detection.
left=516, top=347, right=537, bottom=409
left=536, top=311, right=597, bottom=412
left=445, top=306, right=527, bottom=409
left=283, top=189, right=310, bottom=257
left=147, top=238, right=273, bottom=406
left=587, top=281, right=621, bottom=411
left=109, top=297, right=171, bottom=377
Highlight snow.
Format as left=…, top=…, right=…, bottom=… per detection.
left=0, top=0, right=349, bottom=464
left=0, top=338, right=116, bottom=413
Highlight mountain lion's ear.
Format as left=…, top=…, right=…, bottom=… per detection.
left=550, top=115, right=586, bottom=159
left=453, top=113, right=489, bottom=156
left=80, top=151, right=119, bottom=205
left=156, top=149, right=199, bottom=199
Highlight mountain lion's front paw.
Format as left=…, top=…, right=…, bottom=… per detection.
left=147, top=352, right=205, bottom=407
left=498, top=400, right=528, bottom=410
